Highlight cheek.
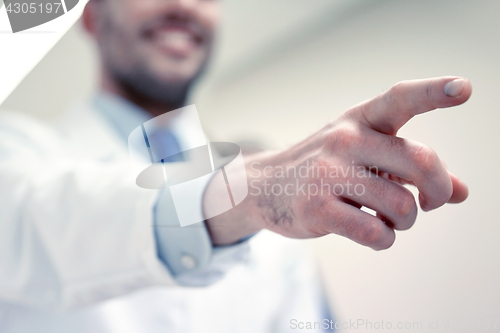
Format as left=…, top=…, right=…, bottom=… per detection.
left=198, top=3, right=220, bottom=33
left=121, top=0, right=154, bottom=21
left=100, top=3, right=140, bottom=45
left=106, top=0, right=152, bottom=42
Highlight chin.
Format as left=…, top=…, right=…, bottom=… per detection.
left=153, top=64, right=202, bottom=83
left=139, top=42, right=208, bottom=80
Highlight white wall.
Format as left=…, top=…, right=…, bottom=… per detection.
left=196, top=1, right=500, bottom=331
left=2, top=0, right=499, bottom=331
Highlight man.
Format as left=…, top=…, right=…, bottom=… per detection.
left=0, top=0, right=471, bottom=332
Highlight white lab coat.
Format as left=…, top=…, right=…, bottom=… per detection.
left=0, top=104, right=328, bottom=333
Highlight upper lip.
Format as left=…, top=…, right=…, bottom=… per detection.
left=141, top=18, right=204, bottom=45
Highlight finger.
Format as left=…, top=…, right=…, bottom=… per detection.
left=447, top=170, right=469, bottom=203
left=352, top=129, right=452, bottom=211
left=332, top=174, right=418, bottom=231
left=328, top=201, right=396, bottom=251
left=347, top=77, right=472, bottom=135
left=379, top=167, right=468, bottom=204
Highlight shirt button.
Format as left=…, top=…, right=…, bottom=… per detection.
left=180, top=254, right=197, bottom=269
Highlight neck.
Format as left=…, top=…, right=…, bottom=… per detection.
left=100, top=69, right=187, bottom=118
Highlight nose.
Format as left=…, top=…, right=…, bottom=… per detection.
left=167, top=0, right=198, bottom=11
left=153, top=0, right=198, bottom=22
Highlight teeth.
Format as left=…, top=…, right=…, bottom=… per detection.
left=158, top=31, right=193, bottom=50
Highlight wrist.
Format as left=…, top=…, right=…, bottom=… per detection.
left=204, top=150, right=279, bottom=245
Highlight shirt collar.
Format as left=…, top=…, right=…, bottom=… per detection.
left=91, top=92, right=206, bottom=154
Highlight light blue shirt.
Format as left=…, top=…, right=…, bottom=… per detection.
left=92, top=93, right=253, bottom=286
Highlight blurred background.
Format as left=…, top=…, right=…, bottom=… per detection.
left=2, top=0, right=499, bottom=331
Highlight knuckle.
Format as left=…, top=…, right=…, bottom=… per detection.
left=424, top=81, right=435, bottom=102
left=430, top=179, right=454, bottom=209
left=393, top=192, right=417, bottom=218
left=389, top=81, right=408, bottom=96
left=412, top=145, right=440, bottom=175
left=384, top=86, right=397, bottom=108
left=387, top=81, right=407, bottom=105
left=327, top=125, right=361, bottom=150
left=392, top=193, right=417, bottom=230
left=358, top=220, right=384, bottom=245
left=387, top=81, right=417, bottom=115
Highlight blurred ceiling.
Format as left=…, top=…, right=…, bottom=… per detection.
left=211, top=0, right=374, bottom=79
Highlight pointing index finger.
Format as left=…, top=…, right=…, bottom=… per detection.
left=348, top=77, right=472, bottom=135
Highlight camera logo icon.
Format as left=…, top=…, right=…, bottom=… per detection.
left=128, top=105, right=249, bottom=227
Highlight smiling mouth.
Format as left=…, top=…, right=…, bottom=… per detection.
left=145, top=24, right=203, bottom=58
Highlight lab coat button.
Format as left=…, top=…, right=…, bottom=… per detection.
left=180, top=254, right=197, bottom=269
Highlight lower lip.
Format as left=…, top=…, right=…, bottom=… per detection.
left=158, top=43, right=196, bottom=58
left=151, top=34, right=198, bottom=58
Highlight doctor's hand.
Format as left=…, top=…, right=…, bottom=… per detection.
left=205, top=77, right=471, bottom=250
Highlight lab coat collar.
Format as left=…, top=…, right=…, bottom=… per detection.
left=55, top=101, right=131, bottom=162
